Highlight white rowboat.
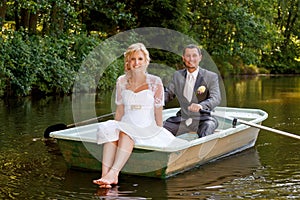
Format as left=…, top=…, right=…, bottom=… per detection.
left=49, top=106, right=268, bottom=178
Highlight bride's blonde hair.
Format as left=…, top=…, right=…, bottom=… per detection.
left=124, top=43, right=150, bottom=74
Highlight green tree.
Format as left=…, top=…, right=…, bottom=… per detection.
left=266, top=0, right=300, bottom=73
left=2, top=0, right=80, bottom=36
left=131, top=0, right=188, bottom=32
left=1, top=0, right=300, bottom=97
left=188, top=0, right=271, bottom=65
left=82, top=0, right=136, bottom=36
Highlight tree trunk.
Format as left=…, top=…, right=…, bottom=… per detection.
left=49, top=1, right=59, bottom=35
left=0, top=0, right=7, bottom=28
left=41, top=12, right=49, bottom=36
left=29, top=13, right=38, bottom=35
left=14, top=1, right=20, bottom=31
left=282, top=1, right=299, bottom=49
left=20, top=8, right=30, bottom=29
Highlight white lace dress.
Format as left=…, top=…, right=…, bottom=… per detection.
left=96, top=74, right=188, bottom=149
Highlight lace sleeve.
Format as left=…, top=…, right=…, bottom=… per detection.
left=115, top=75, right=126, bottom=105
left=148, top=74, right=165, bottom=108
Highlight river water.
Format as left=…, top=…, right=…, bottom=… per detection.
left=0, top=75, right=299, bottom=199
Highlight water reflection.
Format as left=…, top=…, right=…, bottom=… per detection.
left=56, top=148, right=260, bottom=199
left=166, top=148, right=261, bottom=199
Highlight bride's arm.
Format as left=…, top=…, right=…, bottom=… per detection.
left=154, top=106, right=163, bottom=127
left=152, top=75, right=164, bottom=127
left=115, top=104, right=124, bottom=121
left=115, top=76, right=125, bottom=121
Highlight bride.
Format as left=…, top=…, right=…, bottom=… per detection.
left=93, top=43, right=188, bottom=188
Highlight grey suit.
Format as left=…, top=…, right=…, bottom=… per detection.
left=164, top=67, right=221, bottom=137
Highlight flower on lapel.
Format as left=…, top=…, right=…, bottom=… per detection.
left=197, top=86, right=206, bottom=94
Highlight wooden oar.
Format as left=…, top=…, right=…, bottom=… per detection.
left=200, top=110, right=300, bottom=140
left=44, top=112, right=115, bottom=138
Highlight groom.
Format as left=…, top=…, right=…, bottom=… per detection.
left=164, top=44, right=221, bottom=138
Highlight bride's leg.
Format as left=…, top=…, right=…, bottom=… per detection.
left=102, top=141, right=118, bottom=176
left=100, top=131, right=134, bottom=186
left=93, top=141, right=117, bottom=185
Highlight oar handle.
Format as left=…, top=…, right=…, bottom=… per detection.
left=199, top=109, right=211, bottom=114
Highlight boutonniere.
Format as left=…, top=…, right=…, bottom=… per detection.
left=197, top=86, right=206, bottom=94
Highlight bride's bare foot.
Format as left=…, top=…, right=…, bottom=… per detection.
left=100, top=169, right=119, bottom=185
left=93, top=170, right=118, bottom=186
left=93, top=178, right=109, bottom=186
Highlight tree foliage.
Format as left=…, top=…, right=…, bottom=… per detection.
left=0, top=0, right=299, bottom=97
left=0, top=32, right=99, bottom=96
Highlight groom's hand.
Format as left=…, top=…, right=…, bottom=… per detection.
left=188, top=103, right=203, bottom=112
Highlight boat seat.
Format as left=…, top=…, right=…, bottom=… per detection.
left=177, top=129, right=221, bottom=141
left=177, top=132, right=198, bottom=141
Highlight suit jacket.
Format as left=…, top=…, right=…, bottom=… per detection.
left=165, top=67, right=221, bottom=120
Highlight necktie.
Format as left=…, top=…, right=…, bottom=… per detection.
left=183, top=73, right=194, bottom=126
left=183, top=74, right=193, bottom=102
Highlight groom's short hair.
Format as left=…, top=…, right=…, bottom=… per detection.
left=183, top=44, right=202, bottom=56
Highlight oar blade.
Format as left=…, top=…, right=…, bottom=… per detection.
left=44, top=123, right=67, bottom=138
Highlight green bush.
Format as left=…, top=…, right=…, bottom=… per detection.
left=1, top=31, right=33, bottom=96
left=0, top=32, right=100, bottom=97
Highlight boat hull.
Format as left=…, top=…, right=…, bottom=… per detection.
left=50, top=107, right=267, bottom=179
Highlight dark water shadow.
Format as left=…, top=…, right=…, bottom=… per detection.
left=165, top=148, right=261, bottom=199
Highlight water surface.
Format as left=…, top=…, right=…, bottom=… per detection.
left=0, top=75, right=299, bottom=199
